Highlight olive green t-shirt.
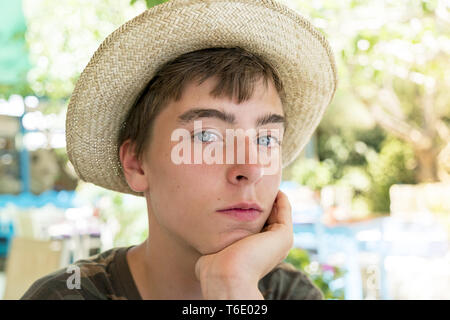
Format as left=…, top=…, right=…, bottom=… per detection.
left=20, top=245, right=324, bottom=300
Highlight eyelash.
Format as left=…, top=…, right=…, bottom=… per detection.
left=191, top=130, right=281, bottom=147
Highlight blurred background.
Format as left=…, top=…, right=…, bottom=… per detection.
left=0, top=0, right=449, bottom=300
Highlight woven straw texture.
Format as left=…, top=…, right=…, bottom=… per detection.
left=66, top=0, right=338, bottom=197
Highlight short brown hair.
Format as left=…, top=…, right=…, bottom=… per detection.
left=117, top=46, right=286, bottom=165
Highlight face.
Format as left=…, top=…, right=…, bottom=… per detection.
left=125, top=76, right=285, bottom=255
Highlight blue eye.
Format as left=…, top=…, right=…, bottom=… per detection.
left=257, top=135, right=280, bottom=147
left=192, top=130, right=221, bottom=143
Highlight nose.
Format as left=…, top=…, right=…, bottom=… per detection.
left=227, top=163, right=264, bottom=185
left=226, top=134, right=264, bottom=185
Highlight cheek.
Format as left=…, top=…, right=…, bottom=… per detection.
left=148, top=162, right=220, bottom=223
left=149, top=181, right=205, bottom=241
left=262, top=171, right=282, bottom=197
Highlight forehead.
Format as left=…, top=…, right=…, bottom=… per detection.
left=167, top=76, right=284, bottom=120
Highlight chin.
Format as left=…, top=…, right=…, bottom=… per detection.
left=202, top=228, right=255, bottom=254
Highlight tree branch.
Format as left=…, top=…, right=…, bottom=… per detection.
left=421, top=86, right=437, bottom=139
left=436, top=119, right=450, bottom=142
left=352, top=87, right=432, bottom=150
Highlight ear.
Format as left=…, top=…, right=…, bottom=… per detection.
left=119, top=139, right=149, bottom=193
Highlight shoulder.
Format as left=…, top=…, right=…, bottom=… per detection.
left=20, top=247, right=126, bottom=300
left=258, top=262, right=324, bottom=300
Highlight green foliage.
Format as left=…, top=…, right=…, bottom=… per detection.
left=0, top=82, right=34, bottom=100
left=75, top=183, right=149, bottom=248
left=105, top=192, right=149, bottom=247
left=291, top=158, right=335, bottom=191
left=292, top=125, right=417, bottom=216
left=130, top=0, right=169, bottom=9
left=285, top=247, right=346, bottom=300
left=354, top=126, right=387, bottom=153
left=367, top=136, right=417, bottom=213
left=19, top=0, right=147, bottom=111
left=0, top=1, right=32, bottom=99
left=316, top=126, right=386, bottom=181
left=421, top=0, right=438, bottom=13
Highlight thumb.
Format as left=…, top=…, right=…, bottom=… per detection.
left=266, top=190, right=283, bottom=226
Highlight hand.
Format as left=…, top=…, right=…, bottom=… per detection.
left=195, top=190, right=294, bottom=299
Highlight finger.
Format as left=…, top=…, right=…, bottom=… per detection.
left=271, top=191, right=294, bottom=255
left=266, top=192, right=279, bottom=226
left=274, top=190, right=292, bottom=226
left=266, top=190, right=292, bottom=227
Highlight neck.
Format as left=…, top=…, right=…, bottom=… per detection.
left=127, top=214, right=204, bottom=300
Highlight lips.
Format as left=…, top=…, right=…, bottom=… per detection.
left=216, top=202, right=263, bottom=222
left=217, top=202, right=263, bottom=212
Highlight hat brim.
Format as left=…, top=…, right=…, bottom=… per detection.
left=66, top=0, right=338, bottom=197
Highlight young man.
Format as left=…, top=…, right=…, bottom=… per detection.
left=21, top=0, right=337, bottom=300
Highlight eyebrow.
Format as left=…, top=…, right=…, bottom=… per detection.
left=177, top=108, right=287, bottom=129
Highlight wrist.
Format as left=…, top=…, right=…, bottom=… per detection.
left=201, top=274, right=264, bottom=300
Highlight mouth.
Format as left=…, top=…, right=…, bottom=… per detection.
left=216, top=202, right=263, bottom=221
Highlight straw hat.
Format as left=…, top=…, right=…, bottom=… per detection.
left=66, top=0, right=338, bottom=197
